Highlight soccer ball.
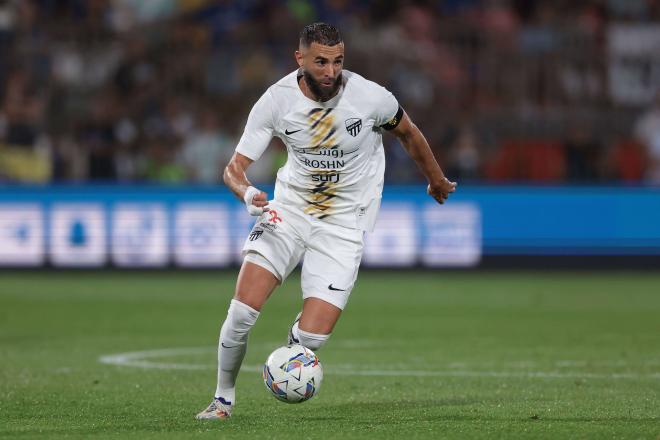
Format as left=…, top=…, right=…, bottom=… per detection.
left=262, top=344, right=323, bottom=403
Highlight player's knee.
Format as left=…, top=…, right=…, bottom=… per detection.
left=296, top=328, right=330, bottom=351
left=220, top=299, right=260, bottom=345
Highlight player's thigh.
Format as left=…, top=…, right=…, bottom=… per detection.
left=234, top=260, right=279, bottom=311
left=300, top=223, right=364, bottom=318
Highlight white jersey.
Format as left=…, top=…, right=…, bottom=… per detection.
left=236, top=69, right=401, bottom=231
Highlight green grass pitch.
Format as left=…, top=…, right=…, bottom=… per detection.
left=1, top=270, right=659, bottom=439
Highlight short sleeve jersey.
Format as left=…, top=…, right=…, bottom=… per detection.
left=236, top=69, right=401, bottom=231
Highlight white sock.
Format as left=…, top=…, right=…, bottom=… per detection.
left=214, top=299, right=260, bottom=404
left=296, top=328, right=330, bottom=351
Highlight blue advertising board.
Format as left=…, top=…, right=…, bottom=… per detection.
left=0, top=184, right=658, bottom=267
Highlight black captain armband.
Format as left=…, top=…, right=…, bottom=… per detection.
left=380, top=106, right=404, bottom=131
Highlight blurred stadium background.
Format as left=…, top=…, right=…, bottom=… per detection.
left=2, top=3, right=660, bottom=439
left=1, top=0, right=660, bottom=268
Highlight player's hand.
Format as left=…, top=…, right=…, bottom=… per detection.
left=427, top=178, right=457, bottom=205
left=243, top=186, right=270, bottom=216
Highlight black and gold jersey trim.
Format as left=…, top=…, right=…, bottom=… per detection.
left=309, top=108, right=333, bottom=129
left=380, top=106, right=404, bottom=131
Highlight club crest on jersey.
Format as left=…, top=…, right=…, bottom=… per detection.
left=345, top=118, right=362, bottom=137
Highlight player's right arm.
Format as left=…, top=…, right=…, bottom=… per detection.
left=223, top=152, right=269, bottom=214
left=226, top=88, right=277, bottom=215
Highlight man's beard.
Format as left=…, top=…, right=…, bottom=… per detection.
left=303, top=70, right=343, bottom=101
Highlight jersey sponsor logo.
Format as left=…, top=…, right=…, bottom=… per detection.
left=328, top=284, right=346, bottom=291
left=258, top=222, right=277, bottom=232
left=285, top=128, right=302, bottom=135
left=345, top=118, right=362, bottom=137
left=300, top=157, right=345, bottom=169
left=311, top=173, right=340, bottom=183
left=249, top=229, right=263, bottom=241
left=293, top=147, right=358, bottom=158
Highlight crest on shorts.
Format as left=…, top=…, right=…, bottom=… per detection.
left=249, top=228, right=263, bottom=241
left=345, top=118, right=362, bottom=137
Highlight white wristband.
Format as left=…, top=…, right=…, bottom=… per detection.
left=243, top=186, right=265, bottom=216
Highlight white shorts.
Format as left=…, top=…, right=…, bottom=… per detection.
left=242, top=201, right=364, bottom=310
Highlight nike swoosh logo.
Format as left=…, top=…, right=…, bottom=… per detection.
left=221, top=342, right=238, bottom=349
left=328, top=284, right=346, bottom=291
left=285, top=128, right=302, bottom=135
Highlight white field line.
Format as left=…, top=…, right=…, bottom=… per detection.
left=99, top=347, right=211, bottom=371
left=98, top=347, right=660, bottom=380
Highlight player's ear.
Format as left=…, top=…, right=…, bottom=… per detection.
left=295, top=50, right=303, bottom=68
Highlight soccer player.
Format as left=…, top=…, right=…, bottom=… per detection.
left=197, top=23, right=456, bottom=420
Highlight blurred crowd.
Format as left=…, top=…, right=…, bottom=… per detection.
left=1, top=0, right=660, bottom=185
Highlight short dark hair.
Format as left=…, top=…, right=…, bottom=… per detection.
left=299, top=23, right=342, bottom=48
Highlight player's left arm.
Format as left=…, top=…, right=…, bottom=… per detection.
left=389, top=111, right=457, bottom=204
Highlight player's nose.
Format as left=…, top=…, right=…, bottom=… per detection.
left=323, top=64, right=334, bottom=77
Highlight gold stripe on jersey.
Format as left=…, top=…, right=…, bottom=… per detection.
left=308, top=108, right=337, bottom=149
left=303, top=177, right=338, bottom=219
left=309, top=108, right=329, bottom=127
left=305, top=109, right=339, bottom=217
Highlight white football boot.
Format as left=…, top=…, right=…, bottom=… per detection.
left=195, top=397, right=232, bottom=420
left=287, top=312, right=302, bottom=345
